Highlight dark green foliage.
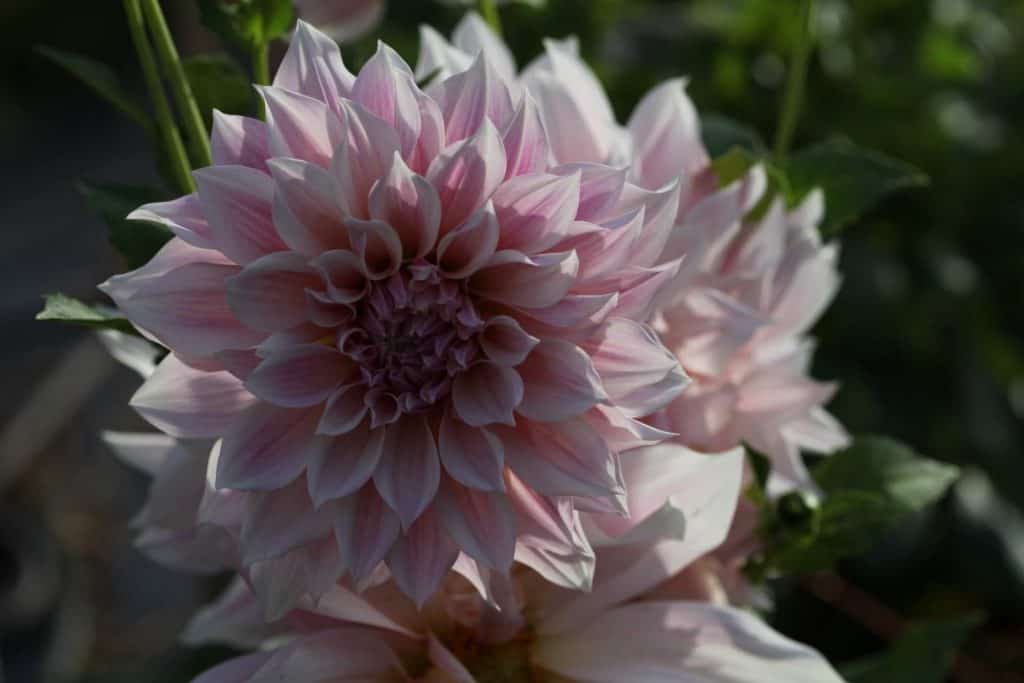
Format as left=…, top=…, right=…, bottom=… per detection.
left=198, top=0, right=295, bottom=51
left=36, top=293, right=137, bottom=335
left=78, top=181, right=172, bottom=269
left=184, top=54, right=255, bottom=125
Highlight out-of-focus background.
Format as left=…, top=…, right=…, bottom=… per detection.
left=1, top=0, right=1022, bottom=680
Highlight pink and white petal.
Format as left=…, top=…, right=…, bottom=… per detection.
left=503, top=93, right=551, bottom=179
left=241, top=478, right=333, bottom=563
left=470, top=249, right=579, bottom=309
left=617, top=181, right=682, bottom=269
left=333, top=99, right=402, bottom=218
left=451, top=12, right=517, bottom=80
left=415, top=25, right=472, bottom=83
left=516, top=340, right=607, bottom=422
left=344, top=217, right=404, bottom=279
left=101, top=431, right=179, bottom=476
left=493, top=172, right=580, bottom=253
left=553, top=163, right=627, bottom=222
left=437, top=202, right=500, bottom=278
left=373, top=416, right=441, bottom=528
left=211, top=111, right=270, bottom=171
left=388, top=509, right=460, bottom=608
left=427, top=119, right=507, bottom=234
left=439, top=408, right=505, bottom=491
left=131, top=354, right=256, bottom=438
left=217, top=403, right=321, bottom=490
left=586, top=404, right=676, bottom=452
left=585, top=318, right=689, bottom=417
left=305, top=291, right=354, bottom=328
left=194, top=165, right=286, bottom=265
left=479, top=315, right=539, bottom=367
left=225, top=251, right=322, bottom=332
left=246, top=344, right=352, bottom=408
left=314, top=248, right=369, bottom=302
left=352, top=43, right=422, bottom=158
left=183, top=577, right=283, bottom=649
left=128, top=193, right=214, bottom=249
left=452, top=361, right=523, bottom=427
left=782, top=407, right=850, bottom=455
left=100, top=244, right=264, bottom=357
left=247, top=628, right=405, bottom=683
left=496, top=418, right=624, bottom=499
left=274, top=20, right=355, bottom=100
left=435, top=52, right=516, bottom=144
left=436, top=476, right=516, bottom=572
left=307, top=420, right=384, bottom=505
left=534, top=601, right=843, bottom=683
left=260, top=86, right=346, bottom=168
left=268, top=157, right=349, bottom=255
left=332, top=485, right=402, bottom=580
left=317, top=383, right=370, bottom=436
left=627, top=78, right=709, bottom=191
left=602, top=260, right=682, bottom=321
left=409, top=87, right=447, bottom=174
left=515, top=292, right=619, bottom=335
left=368, top=152, right=442, bottom=258
left=507, top=471, right=592, bottom=562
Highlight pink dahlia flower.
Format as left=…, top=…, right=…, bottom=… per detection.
left=181, top=445, right=842, bottom=683
left=293, top=0, right=385, bottom=42
left=100, top=21, right=689, bottom=610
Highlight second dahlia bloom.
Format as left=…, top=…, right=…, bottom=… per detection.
left=101, top=22, right=688, bottom=607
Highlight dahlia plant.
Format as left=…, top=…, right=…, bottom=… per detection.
left=38, top=0, right=960, bottom=679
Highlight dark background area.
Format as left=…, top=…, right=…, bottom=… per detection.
left=1, top=0, right=1022, bottom=680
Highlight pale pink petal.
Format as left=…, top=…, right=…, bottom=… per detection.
left=493, top=172, right=580, bottom=253
left=451, top=12, right=516, bottom=80
left=554, top=162, right=627, bottom=222
left=131, top=354, right=255, bottom=438
left=516, top=292, right=619, bottom=332
left=217, top=403, right=321, bottom=490
left=332, top=99, right=402, bottom=218
left=388, top=509, right=460, bottom=608
left=427, top=119, right=507, bottom=234
left=585, top=318, right=689, bottom=417
left=194, top=165, right=287, bottom=264
left=314, top=249, right=369, bottom=302
left=211, top=111, right=270, bottom=171
left=470, top=249, right=578, bottom=308
left=409, top=87, right=446, bottom=174
left=260, top=86, right=346, bottom=168
left=617, top=181, right=682, bottom=269
left=183, top=577, right=282, bottom=649
left=479, top=315, right=539, bottom=366
left=305, top=291, right=354, bottom=327
left=344, top=217, right=403, bottom=279
left=333, top=485, right=402, bottom=580
left=516, top=340, right=607, bottom=422
left=503, top=93, right=551, bottom=179
left=415, top=25, right=472, bottom=83
left=307, top=411, right=384, bottom=500
left=497, top=417, right=623, bottom=498
left=373, top=416, right=441, bottom=528
left=268, top=157, right=349, bottom=255
left=246, top=344, right=352, bottom=408
left=628, top=78, right=709, bottom=191
left=436, top=476, right=516, bottom=571
left=128, top=193, right=214, bottom=249
left=102, top=431, right=179, bottom=476
left=436, top=202, right=500, bottom=278
left=317, top=383, right=370, bottom=436
left=241, top=478, right=333, bottom=563
left=274, top=21, right=355, bottom=100
left=225, top=251, right=322, bottom=332
left=352, top=43, right=422, bottom=158
left=565, top=212, right=645, bottom=282
left=435, top=52, right=516, bottom=144
left=534, top=601, right=843, bottom=683
left=246, top=629, right=405, bottom=683
left=452, top=361, right=524, bottom=427
left=368, top=152, right=441, bottom=258
left=439, top=408, right=505, bottom=491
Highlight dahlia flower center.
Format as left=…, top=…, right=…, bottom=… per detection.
left=339, top=267, right=484, bottom=414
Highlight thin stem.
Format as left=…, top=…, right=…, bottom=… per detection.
left=123, top=0, right=195, bottom=194
left=141, top=0, right=213, bottom=168
left=774, top=0, right=815, bottom=160
left=478, top=0, right=502, bottom=37
left=252, top=41, right=271, bottom=87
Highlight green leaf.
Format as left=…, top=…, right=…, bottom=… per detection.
left=762, top=436, right=959, bottom=573
left=702, top=114, right=766, bottom=157
left=815, top=436, right=960, bottom=513
left=37, top=294, right=137, bottom=335
left=78, top=181, right=173, bottom=269
left=36, top=46, right=152, bottom=132
left=199, top=0, right=295, bottom=50
left=782, top=139, right=929, bottom=238
left=184, top=54, right=255, bottom=125
left=841, top=615, right=983, bottom=683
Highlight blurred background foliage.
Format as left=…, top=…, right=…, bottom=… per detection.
left=1, top=0, right=1023, bottom=680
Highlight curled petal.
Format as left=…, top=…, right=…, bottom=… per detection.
left=516, top=340, right=607, bottom=422
left=314, top=249, right=369, bottom=302
left=128, top=193, right=214, bottom=249
left=436, top=202, right=500, bottom=278
left=225, top=251, right=322, bottom=332
left=452, top=361, right=524, bottom=427
left=427, top=119, right=507, bottom=234
left=317, top=383, right=369, bottom=436
left=479, top=315, right=539, bottom=366
left=344, top=218, right=403, bottom=280
left=368, top=152, right=441, bottom=258
left=373, top=416, right=441, bottom=528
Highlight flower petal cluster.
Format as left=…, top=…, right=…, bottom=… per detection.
left=182, top=444, right=843, bottom=683
left=101, top=21, right=690, bottom=611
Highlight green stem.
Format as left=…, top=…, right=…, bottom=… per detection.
left=478, top=0, right=502, bottom=37
left=123, top=0, right=195, bottom=194
left=252, top=41, right=271, bottom=86
left=774, top=0, right=815, bottom=160
left=140, top=0, right=213, bottom=168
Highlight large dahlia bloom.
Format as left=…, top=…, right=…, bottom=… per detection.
left=422, top=14, right=847, bottom=495
left=101, top=21, right=689, bottom=609
left=181, top=445, right=842, bottom=683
